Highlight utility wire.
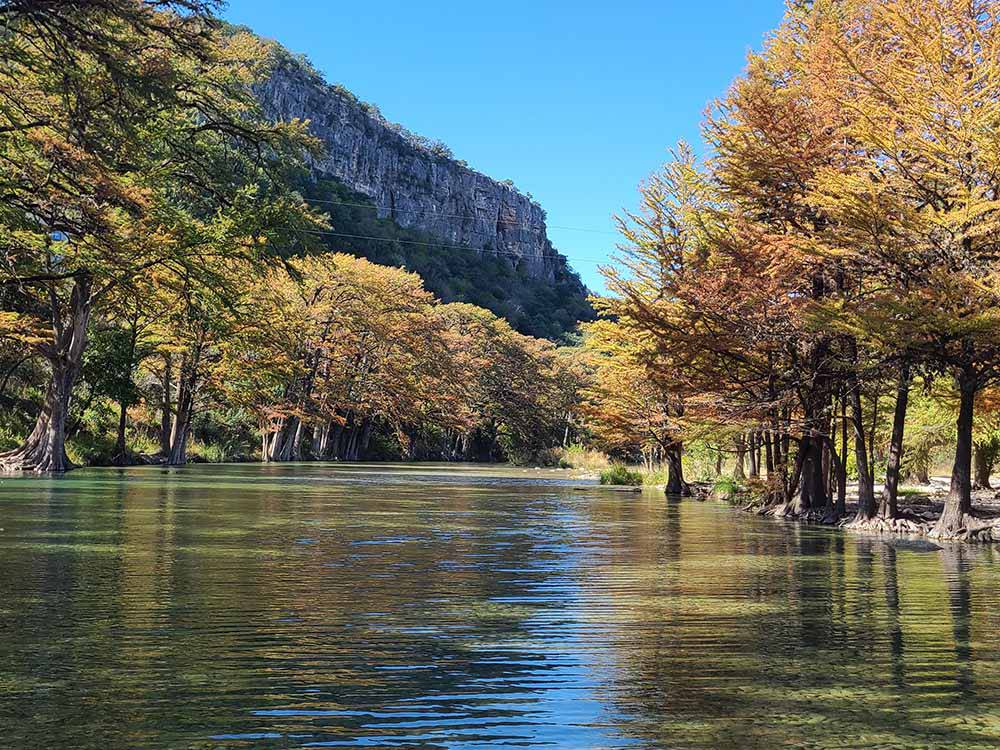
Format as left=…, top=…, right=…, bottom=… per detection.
left=298, top=228, right=609, bottom=266
left=303, top=196, right=618, bottom=236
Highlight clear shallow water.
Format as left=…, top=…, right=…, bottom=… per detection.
left=1, top=464, right=1000, bottom=749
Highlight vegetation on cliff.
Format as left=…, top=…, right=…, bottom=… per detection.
left=303, top=179, right=594, bottom=341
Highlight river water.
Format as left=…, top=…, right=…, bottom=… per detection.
left=1, top=463, right=999, bottom=749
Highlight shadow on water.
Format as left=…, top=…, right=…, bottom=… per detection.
left=2, top=464, right=1000, bottom=748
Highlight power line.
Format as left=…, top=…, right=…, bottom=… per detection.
left=302, top=196, right=618, bottom=236
left=297, top=228, right=609, bottom=266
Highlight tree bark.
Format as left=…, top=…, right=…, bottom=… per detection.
left=168, top=364, right=196, bottom=466
left=764, top=431, right=774, bottom=476
left=330, top=422, right=344, bottom=459
left=734, top=434, right=746, bottom=480
left=312, top=421, right=331, bottom=459
left=112, top=322, right=139, bottom=466
left=878, top=362, right=911, bottom=520
left=850, top=375, right=876, bottom=521
left=1, top=275, right=92, bottom=473
left=822, top=436, right=832, bottom=508
left=277, top=417, right=301, bottom=461
left=359, top=419, right=373, bottom=458
left=932, top=369, right=978, bottom=537
left=837, top=393, right=847, bottom=516
left=914, top=459, right=931, bottom=486
left=261, top=418, right=282, bottom=462
left=262, top=416, right=303, bottom=462
left=113, top=399, right=129, bottom=466
left=822, top=436, right=845, bottom=522
left=346, top=425, right=360, bottom=461
left=973, top=444, right=992, bottom=490
left=665, top=445, right=687, bottom=496
left=159, top=353, right=173, bottom=456
left=795, top=436, right=823, bottom=512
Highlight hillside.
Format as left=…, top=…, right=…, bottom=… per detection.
left=255, top=46, right=593, bottom=339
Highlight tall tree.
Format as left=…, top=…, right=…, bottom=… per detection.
left=0, top=3, right=322, bottom=471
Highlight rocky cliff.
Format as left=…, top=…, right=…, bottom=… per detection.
left=255, top=52, right=579, bottom=285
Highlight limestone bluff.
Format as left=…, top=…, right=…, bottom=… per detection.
left=255, top=49, right=584, bottom=287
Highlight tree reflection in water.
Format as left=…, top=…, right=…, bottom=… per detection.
left=1, top=464, right=1000, bottom=749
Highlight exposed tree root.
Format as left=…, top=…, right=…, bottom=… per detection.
left=0, top=425, right=73, bottom=474
left=929, top=511, right=1000, bottom=542
left=843, top=514, right=929, bottom=536
left=728, top=492, right=1000, bottom=545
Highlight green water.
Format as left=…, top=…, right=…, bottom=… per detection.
left=1, top=463, right=999, bottom=749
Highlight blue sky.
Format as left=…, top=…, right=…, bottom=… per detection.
left=223, top=0, right=786, bottom=291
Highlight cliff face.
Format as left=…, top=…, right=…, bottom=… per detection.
left=256, top=55, right=578, bottom=284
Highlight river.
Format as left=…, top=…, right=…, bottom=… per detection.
left=0, top=463, right=998, bottom=749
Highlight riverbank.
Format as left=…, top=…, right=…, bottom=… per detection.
left=712, top=478, right=1000, bottom=544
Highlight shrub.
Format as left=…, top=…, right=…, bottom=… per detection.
left=66, top=432, right=116, bottom=466
left=558, top=444, right=610, bottom=471
left=642, top=466, right=669, bottom=486
left=600, top=464, right=643, bottom=486
left=711, top=476, right=741, bottom=503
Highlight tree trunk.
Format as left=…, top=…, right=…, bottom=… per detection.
left=313, top=421, right=331, bottom=459
left=112, top=398, right=129, bottom=466
left=360, top=419, right=373, bottom=458
left=764, top=432, right=774, bottom=476
left=933, top=369, right=977, bottom=538
left=330, top=422, right=345, bottom=459
left=822, top=437, right=832, bottom=508
left=973, top=444, right=992, bottom=490
left=796, top=436, right=819, bottom=512
left=878, top=362, right=911, bottom=520
left=262, top=416, right=303, bottom=462
left=290, top=419, right=306, bottom=461
left=1, top=275, right=92, bottom=473
left=851, top=375, right=876, bottom=521
left=167, top=335, right=207, bottom=468
left=837, top=392, right=847, bottom=516
left=868, top=393, right=880, bottom=489
left=159, top=353, right=173, bottom=456
left=2, top=368, right=75, bottom=472
left=665, top=445, right=687, bottom=496
left=261, top=418, right=282, bottom=462
left=808, top=436, right=827, bottom=508
left=914, top=458, right=931, bottom=486
left=734, top=435, right=746, bottom=480
left=112, top=323, right=139, bottom=467
left=823, top=437, right=845, bottom=522
left=346, top=426, right=360, bottom=461
left=748, top=432, right=759, bottom=478
left=277, top=417, right=300, bottom=461
left=168, top=371, right=195, bottom=466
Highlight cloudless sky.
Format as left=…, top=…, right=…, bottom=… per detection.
left=223, top=0, right=786, bottom=291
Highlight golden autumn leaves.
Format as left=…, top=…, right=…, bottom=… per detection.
left=587, top=0, right=1000, bottom=534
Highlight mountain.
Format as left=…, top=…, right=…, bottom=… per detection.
left=253, top=44, right=593, bottom=340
